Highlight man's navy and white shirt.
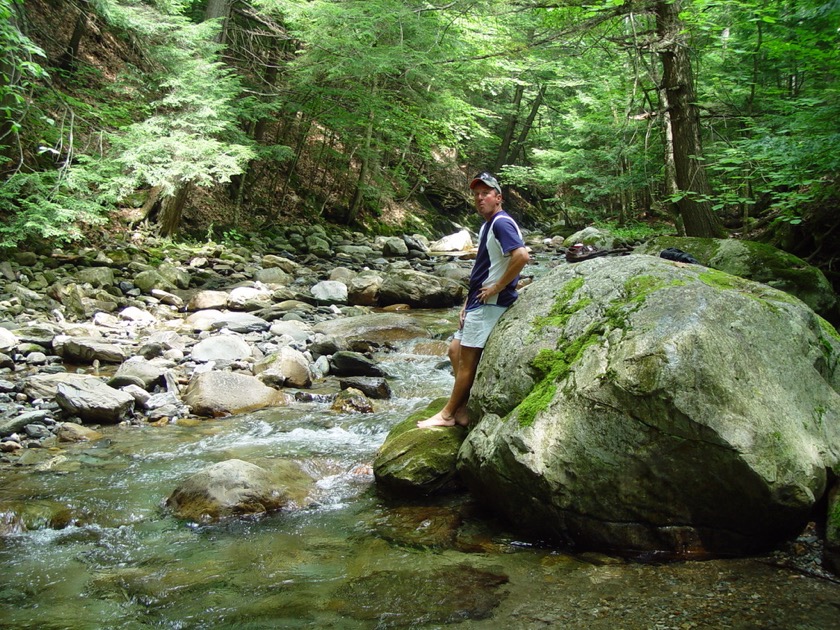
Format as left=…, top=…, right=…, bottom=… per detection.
left=465, top=210, right=525, bottom=311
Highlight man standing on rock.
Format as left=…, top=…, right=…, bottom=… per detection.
left=418, top=172, right=529, bottom=428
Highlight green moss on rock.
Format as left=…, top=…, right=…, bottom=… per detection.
left=373, top=397, right=467, bottom=496
left=532, top=276, right=588, bottom=333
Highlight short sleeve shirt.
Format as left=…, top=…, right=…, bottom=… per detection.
left=466, top=211, right=525, bottom=311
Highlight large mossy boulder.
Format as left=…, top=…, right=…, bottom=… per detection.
left=374, top=398, right=467, bottom=495
left=634, top=236, right=838, bottom=320
left=457, top=255, right=840, bottom=557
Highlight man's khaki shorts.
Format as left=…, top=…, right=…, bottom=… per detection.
left=454, top=305, right=507, bottom=349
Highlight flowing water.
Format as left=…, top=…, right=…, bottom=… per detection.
left=1, top=306, right=840, bottom=629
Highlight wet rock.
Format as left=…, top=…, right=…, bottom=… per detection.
left=56, top=422, right=103, bottom=442
left=165, top=459, right=291, bottom=522
left=254, top=346, right=312, bottom=388
left=373, top=397, right=466, bottom=496
left=0, top=499, right=77, bottom=535
left=338, top=376, right=392, bottom=399
left=331, top=387, right=373, bottom=413
left=372, top=505, right=463, bottom=549
left=329, top=351, right=386, bottom=377
left=332, top=563, right=507, bottom=625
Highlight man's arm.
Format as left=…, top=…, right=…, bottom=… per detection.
left=477, top=246, right=530, bottom=302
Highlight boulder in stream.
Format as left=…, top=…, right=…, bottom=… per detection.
left=183, top=371, right=290, bottom=417
left=165, top=459, right=292, bottom=522
left=374, top=398, right=467, bottom=496
left=458, top=255, right=840, bottom=557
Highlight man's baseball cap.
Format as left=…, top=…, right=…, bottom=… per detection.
left=469, top=172, right=502, bottom=194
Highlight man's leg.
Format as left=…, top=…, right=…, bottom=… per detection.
left=448, top=338, right=461, bottom=378
left=417, top=345, right=482, bottom=428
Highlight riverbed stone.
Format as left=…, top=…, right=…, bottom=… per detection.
left=379, top=268, right=465, bottom=308
left=165, top=459, right=290, bottom=523
left=53, top=335, right=127, bottom=364
left=346, top=270, right=383, bottom=306
left=457, top=255, right=840, bottom=557
left=374, top=398, right=467, bottom=496
left=183, top=371, right=289, bottom=417
left=329, top=351, right=386, bottom=377
left=55, top=378, right=135, bottom=424
left=0, top=327, right=19, bottom=352
left=331, top=387, right=373, bottom=413
left=23, top=373, right=99, bottom=401
left=311, top=280, right=348, bottom=305
left=77, top=267, right=115, bottom=288
left=191, top=334, right=253, bottom=363
left=111, top=356, right=168, bottom=390
left=313, top=312, right=428, bottom=349
left=253, top=346, right=312, bottom=388
left=134, top=269, right=175, bottom=293
left=430, top=230, right=473, bottom=252
left=338, top=376, right=392, bottom=399
left=56, top=421, right=104, bottom=442
left=186, top=291, right=229, bottom=312
left=228, top=285, right=272, bottom=310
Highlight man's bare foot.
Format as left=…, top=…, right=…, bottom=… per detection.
left=417, top=410, right=456, bottom=428
left=454, top=407, right=469, bottom=426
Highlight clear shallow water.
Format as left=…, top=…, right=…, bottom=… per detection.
left=1, top=313, right=840, bottom=629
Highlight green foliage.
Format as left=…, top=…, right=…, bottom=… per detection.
left=594, top=220, right=674, bottom=243
left=0, top=167, right=107, bottom=247
left=2, top=0, right=839, bottom=241
left=99, top=11, right=255, bottom=199
left=0, top=0, right=49, bottom=161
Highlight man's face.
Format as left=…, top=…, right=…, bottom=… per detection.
left=472, top=183, right=502, bottom=220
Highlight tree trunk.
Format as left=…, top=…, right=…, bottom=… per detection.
left=493, top=84, right=524, bottom=172
left=655, top=0, right=723, bottom=238
left=508, top=83, right=546, bottom=165
left=347, top=104, right=375, bottom=225
left=58, top=0, right=89, bottom=70
left=204, top=0, right=231, bottom=45
left=159, top=183, right=191, bottom=237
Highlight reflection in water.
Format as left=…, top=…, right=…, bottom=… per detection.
left=1, top=316, right=839, bottom=628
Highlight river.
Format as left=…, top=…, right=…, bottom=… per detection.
left=1, top=305, right=840, bottom=628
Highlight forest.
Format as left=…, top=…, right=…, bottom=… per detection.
left=1, top=0, right=838, bottom=276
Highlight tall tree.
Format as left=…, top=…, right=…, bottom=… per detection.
left=654, top=0, right=723, bottom=237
